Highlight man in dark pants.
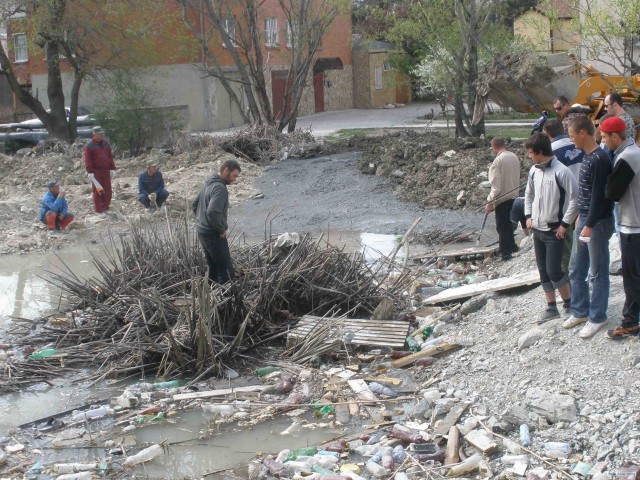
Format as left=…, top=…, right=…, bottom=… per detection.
left=603, top=116, right=640, bottom=339
left=485, top=137, right=520, bottom=261
left=192, top=160, right=241, bottom=284
left=525, top=133, right=578, bottom=323
left=138, top=159, right=170, bottom=209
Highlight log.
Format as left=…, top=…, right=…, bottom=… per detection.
left=435, top=401, right=470, bottom=435
left=173, top=385, right=267, bottom=401
left=445, top=426, right=461, bottom=465
left=390, top=343, right=459, bottom=368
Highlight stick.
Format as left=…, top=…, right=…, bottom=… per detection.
left=476, top=212, right=489, bottom=246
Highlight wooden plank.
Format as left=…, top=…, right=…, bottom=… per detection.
left=445, top=426, right=461, bottom=465
left=390, top=343, right=459, bottom=368
left=363, top=377, right=403, bottom=386
left=411, top=246, right=498, bottom=261
left=464, top=429, right=499, bottom=454
left=423, top=270, right=540, bottom=305
left=435, top=402, right=470, bottom=436
left=173, top=385, right=267, bottom=401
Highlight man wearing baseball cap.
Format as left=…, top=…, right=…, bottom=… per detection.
left=40, top=180, right=74, bottom=231
left=603, top=116, right=640, bottom=338
left=138, top=158, right=170, bottom=209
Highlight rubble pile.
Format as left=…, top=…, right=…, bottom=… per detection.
left=326, top=130, right=530, bottom=210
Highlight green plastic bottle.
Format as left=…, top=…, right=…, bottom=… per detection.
left=153, top=380, right=180, bottom=390
left=254, top=366, right=280, bottom=377
left=285, top=446, right=318, bottom=462
left=421, top=326, right=434, bottom=340
left=30, top=348, right=57, bottom=359
left=405, top=336, right=420, bottom=352
left=135, top=412, right=165, bottom=425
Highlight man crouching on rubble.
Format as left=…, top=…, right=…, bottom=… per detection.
left=192, top=160, right=241, bottom=284
left=524, top=133, right=578, bottom=324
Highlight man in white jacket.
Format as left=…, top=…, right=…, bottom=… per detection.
left=525, top=133, right=579, bottom=324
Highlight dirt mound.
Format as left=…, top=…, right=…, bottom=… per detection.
left=327, top=130, right=530, bottom=211
left=0, top=142, right=261, bottom=255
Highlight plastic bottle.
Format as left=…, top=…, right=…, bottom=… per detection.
left=317, top=451, right=339, bottom=458
left=153, top=380, right=180, bottom=390
left=404, top=336, right=420, bottom=352
left=313, top=454, right=339, bottom=469
left=123, top=444, right=163, bottom=467
left=389, top=426, right=424, bottom=443
left=368, top=382, right=400, bottom=398
left=390, top=351, right=412, bottom=359
left=30, top=348, right=57, bottom=359
left=135, top=412, right=165, bottom=424
left=340, top=464, right=361, bottom=475
left=381, top=452, right=394, bottom=470
left=519, top=424, right=531, bottom=447
left=392, top=445, right=407, bottom=463
left=414, top=357, right=435, bottom=367
left=263, top=458, right=288, bottom=477
left=543, top=442, right=570, bottom=454
left=311, top=466, right=338, bottom=475
left=395, top=473, right=410, bottom=480
left=437, top=280, right=461, bottom=288
left=54, top=463, right=98, bottom=474
left=446, top=453, right=481, bottom=476
left=284, top=461, right=312, bottom=474
left=71, top=405, right=114, bottom=422
left=285, top=447, right=318, bottom=462
left=365, top=461, right=389, bottom=478
left=421, top=326, right=434, bottom=339
left=275, top=449, right=291, bottom=463
left=255, top=366, right=280, bottom=377
left=545, top=449, right=568, bottom=459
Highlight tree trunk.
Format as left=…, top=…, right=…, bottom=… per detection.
left=454, top=94, right=469, bottom=137
left=68, top=70, right=84, bottom=142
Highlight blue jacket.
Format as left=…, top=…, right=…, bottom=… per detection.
left=40, top=191, right=69, bottom=221
left=551, top=135, right=584, bottom=180
left=138, top=171, right=165, bottom=195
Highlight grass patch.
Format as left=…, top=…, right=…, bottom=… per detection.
left=325, top=128, right=371, bottom=142
left=486, top=127, right=532, bottom=139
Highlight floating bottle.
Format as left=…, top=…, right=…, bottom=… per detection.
left=30, top=348, right=57, bottom=359
left=123, top=444, right=163, bottom=467
left=153, top=380, right=180, bottom=390
left=71, top=405, right=114, bottom=422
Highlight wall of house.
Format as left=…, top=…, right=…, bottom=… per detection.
left=324, top=65, right=353, bottom=111
left=514, top=10, right=550, bottom=51
left=552, top=18, right=580, bottom=52
left=369, top=52, right=396, bottom=107
left=352, top=48, right=371, bottom=108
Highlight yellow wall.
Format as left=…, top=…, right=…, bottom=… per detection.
left=514, top=10, right=550, bottom=52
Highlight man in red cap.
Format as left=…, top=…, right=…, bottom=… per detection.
left=603, top=116, right=640, bottom=339
left=84, top=126, right=116, bottom=213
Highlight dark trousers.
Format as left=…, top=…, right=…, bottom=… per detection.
left=198, top=232, right=235, bottom=284
left=138, top=188, right=170, bottom=208
left=495, top=199, right=517, bottom=257
left=533, top=229, right=569, bottom=292
left=621, top=233, right=640, bottom=327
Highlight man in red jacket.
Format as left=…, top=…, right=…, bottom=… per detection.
left=84, top=126, right=116, bottom=213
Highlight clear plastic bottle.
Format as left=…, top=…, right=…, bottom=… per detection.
left=56, top=473, right=93, bottom=480
left=392, top=445, right=407, bottom=463
left=519, top=424, right=530, bottom=447
left=394, top=473, right=410, bottom=480
left=446, top=453, right=481, bottom=476
left=501, top=454, right=528, bottom=465
left=543, top=442, right=570, bottom=454
left=368, top=382, right=400, bottom=398
left=365, top=461, right=389, bottom=478
left=123, top=444, right=163, bottom=467
left=263, top=458, right=288, bottom=477
left=71, top=405, right=114, bottom=422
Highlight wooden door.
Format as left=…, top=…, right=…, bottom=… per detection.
left=271, top=70, right=291, bottom=120
left=314, top=73, right=325, bottom=113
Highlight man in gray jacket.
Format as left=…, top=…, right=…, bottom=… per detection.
left=192, top=160, right=241, bottom=284
left=603, top=116, right=640, bottom=339
left=525, top=133, right=579, bottom=323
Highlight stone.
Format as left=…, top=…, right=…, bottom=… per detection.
left=436, top=152, right=459, bottom=167
left=461, top=293, right=490, bottom=315
left=525, top=388, right=577, bottom=423
left=518, top=328, right=545, bottom=351
left=423, top=389, right=442, bottom=402
left=502, top=404, right=529, bottom=425
left=526, top=467, right=550, bottom=480
left=391, top=169, right=405, bottom=179
left=464, top=429, right=499, bottom=454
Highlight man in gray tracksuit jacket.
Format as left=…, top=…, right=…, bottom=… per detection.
left=602, top=116, right=640, bottom=339
left=192, top=160, right=241, bottom=284
left=524, top=133, right=579, bottom=324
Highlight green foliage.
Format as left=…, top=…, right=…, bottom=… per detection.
left=93, top=70, right=185, bottom=156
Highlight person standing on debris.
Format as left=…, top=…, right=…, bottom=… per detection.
left=564, top=116, right=614, bottom=338
left=510, top=197, right=530, bottom=236
left=524, top=133, right=578, bottom=323
left=604, top=92, right=636, bottom=141
left=192, top=160, right=241, bottom=284
left=138, top=159, right=169, bottom=209
left=553, top=96, right=571, bottom=120
left=603, top=116, right=640, bottom=339
left=84, top=126, right=116, bottom=214
left=40, top=180, right=74, bottom=231
left=484, top=137, right=520, bottom=261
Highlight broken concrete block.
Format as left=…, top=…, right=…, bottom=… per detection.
left=502, top=404, right=530, bottom=425
left=518, top=327, right=545, bottom=351
left=464, top=429, right=499, bottom=454
left=525, top=388, right=577, bottom=423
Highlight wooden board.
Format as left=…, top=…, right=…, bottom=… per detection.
left=173, top=385, right=267, bottom=401
left=347, top=379, right=378, bottom=403
left=287, top=315, right=411, bottom=348
left=423, top=270, right=540, bottom=305
left=411, top=246, right=498, bottom=262
left=435, top=401, right=471, bottom=436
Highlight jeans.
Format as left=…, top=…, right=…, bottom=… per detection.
left=495, top=199, right=517, bottom=258
left=533, top=229, right=569, bottom=292
left=569, top=215, right=615, bottom=323
left=138, top=188, right=170, bottom=208
left=198, top=231, right=235, bottom=284
left=621, top=232, right=640, bottom=327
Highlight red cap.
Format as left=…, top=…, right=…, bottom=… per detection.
left=600, top=116, right=627, bottom=133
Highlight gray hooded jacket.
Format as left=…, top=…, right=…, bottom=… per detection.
left=192, top=174, right=228, bottom=235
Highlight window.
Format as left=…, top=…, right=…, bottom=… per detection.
left=265, top=17, right=278, bottom=47
left=222, top=15, right=236, bottom=47
left=286, top=21, right=298, bottom=48
left=13, top=33, right=27, bottom=62
left=383, top=62, right=391, bottom=71
left=374, top=66, right=383, bottom=89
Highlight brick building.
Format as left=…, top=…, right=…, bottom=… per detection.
left=4, top=0, right=353, bottom=131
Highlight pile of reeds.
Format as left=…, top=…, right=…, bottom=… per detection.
left=0, top=220, right=409, bottom=391
left=410, top=226, right=476, bottom=246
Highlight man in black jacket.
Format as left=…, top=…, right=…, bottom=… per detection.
left=192, top=160, right=241, bottom=284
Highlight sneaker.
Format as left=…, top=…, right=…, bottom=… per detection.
left=501, top=253, right=513, bottom=262
left=606, top=325, right=640, bottom=340
left=538, top=306, right=561, bottom=324
left=578, top=320, right=606, bottom=339
left=562, top=315, right=588, bottom=329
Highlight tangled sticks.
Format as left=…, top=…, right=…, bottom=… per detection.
left=1, top=221, right=409, bottom=390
